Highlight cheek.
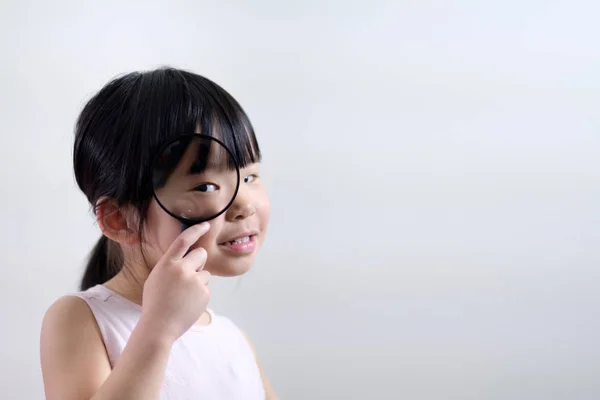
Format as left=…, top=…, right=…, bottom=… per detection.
left=146, top=200, right=227, bottom=256
left=259, top=191, right=271, bottom=219
left=256, top=192, right=271, bottom=235
left=144, top=201, right=182, bottom=256
left=190, top=218, right=225, bottom=251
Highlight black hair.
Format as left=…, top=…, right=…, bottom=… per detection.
left=73, top=67, right=260, bottom=290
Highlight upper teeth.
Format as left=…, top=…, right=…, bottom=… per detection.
left=230, top=236, right=250, bottom=244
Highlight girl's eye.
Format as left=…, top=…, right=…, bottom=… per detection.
left=244, top=174, right=258, bottom=183
left=193, top=183, right=218, bottom=192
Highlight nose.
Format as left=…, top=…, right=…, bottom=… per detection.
left=225, top=186, right=256, bottom=221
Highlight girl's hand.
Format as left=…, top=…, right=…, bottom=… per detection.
left=138, top=222, right=211, bottom=344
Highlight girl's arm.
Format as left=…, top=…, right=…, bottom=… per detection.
left=40, top=296, right=172, bottom=400
left=41, top=224, right=212, bottom=400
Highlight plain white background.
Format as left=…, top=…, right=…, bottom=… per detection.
left=1, top=1, right=599, bottom=399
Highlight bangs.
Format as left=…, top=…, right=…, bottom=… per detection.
left=114, top=68, right=260, bottom=199
left=186, top=72, right=261, bottom=169
left=144, top=68, right=260, bottom=166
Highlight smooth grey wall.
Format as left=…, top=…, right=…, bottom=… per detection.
left=1, top=1, right=599, bottom=399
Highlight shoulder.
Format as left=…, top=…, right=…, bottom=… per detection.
left=42, top=294, right=98, bottom=334
left=40, top=294, right=106, bottom=357
left=40, top=295, right=111, bottom=399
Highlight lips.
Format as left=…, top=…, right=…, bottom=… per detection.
left=218, top=232, right=259, bottom=255
left=218, top=231, right=258, bottom=246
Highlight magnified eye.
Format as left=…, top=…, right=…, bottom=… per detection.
left=193, top=183, right=218, bottom=192
left=152, top=134, right=242, bottom=222
left=244, top=175, right=257, bottom=183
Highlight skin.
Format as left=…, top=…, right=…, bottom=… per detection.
left=40, top=161, right=278, bottom=400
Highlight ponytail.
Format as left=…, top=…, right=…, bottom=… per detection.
left=80, top=236, right=124, bottom=290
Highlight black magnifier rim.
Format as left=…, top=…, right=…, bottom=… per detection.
left=150, top=133, right=241, bottom=225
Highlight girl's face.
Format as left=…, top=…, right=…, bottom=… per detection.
left=142, top=162, right=270, bottom=276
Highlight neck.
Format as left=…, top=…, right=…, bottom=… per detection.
left=103, top=262, right=149, bottom=306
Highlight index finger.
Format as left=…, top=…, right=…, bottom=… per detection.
left=165, top=222, right=210, bottom=260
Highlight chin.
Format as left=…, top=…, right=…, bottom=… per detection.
left=205, top=252, right=258, bottom=277
left=207, top=265, right=252, bottom=278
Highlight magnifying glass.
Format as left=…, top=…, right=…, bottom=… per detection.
left=151, top=133, right=241, bottom=231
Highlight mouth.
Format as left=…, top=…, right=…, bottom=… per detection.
left=218, top=232, right=259, bottom=255
left=218, top=232, right=258, bottom=246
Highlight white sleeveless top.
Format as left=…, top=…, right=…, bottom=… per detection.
left=71, top=284, right=265, bottom=400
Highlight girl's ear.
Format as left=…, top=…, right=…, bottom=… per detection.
left=95, top=198, right=139, bottom=246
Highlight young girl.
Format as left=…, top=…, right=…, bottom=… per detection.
left=40, top=67, right=278, bottom=400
